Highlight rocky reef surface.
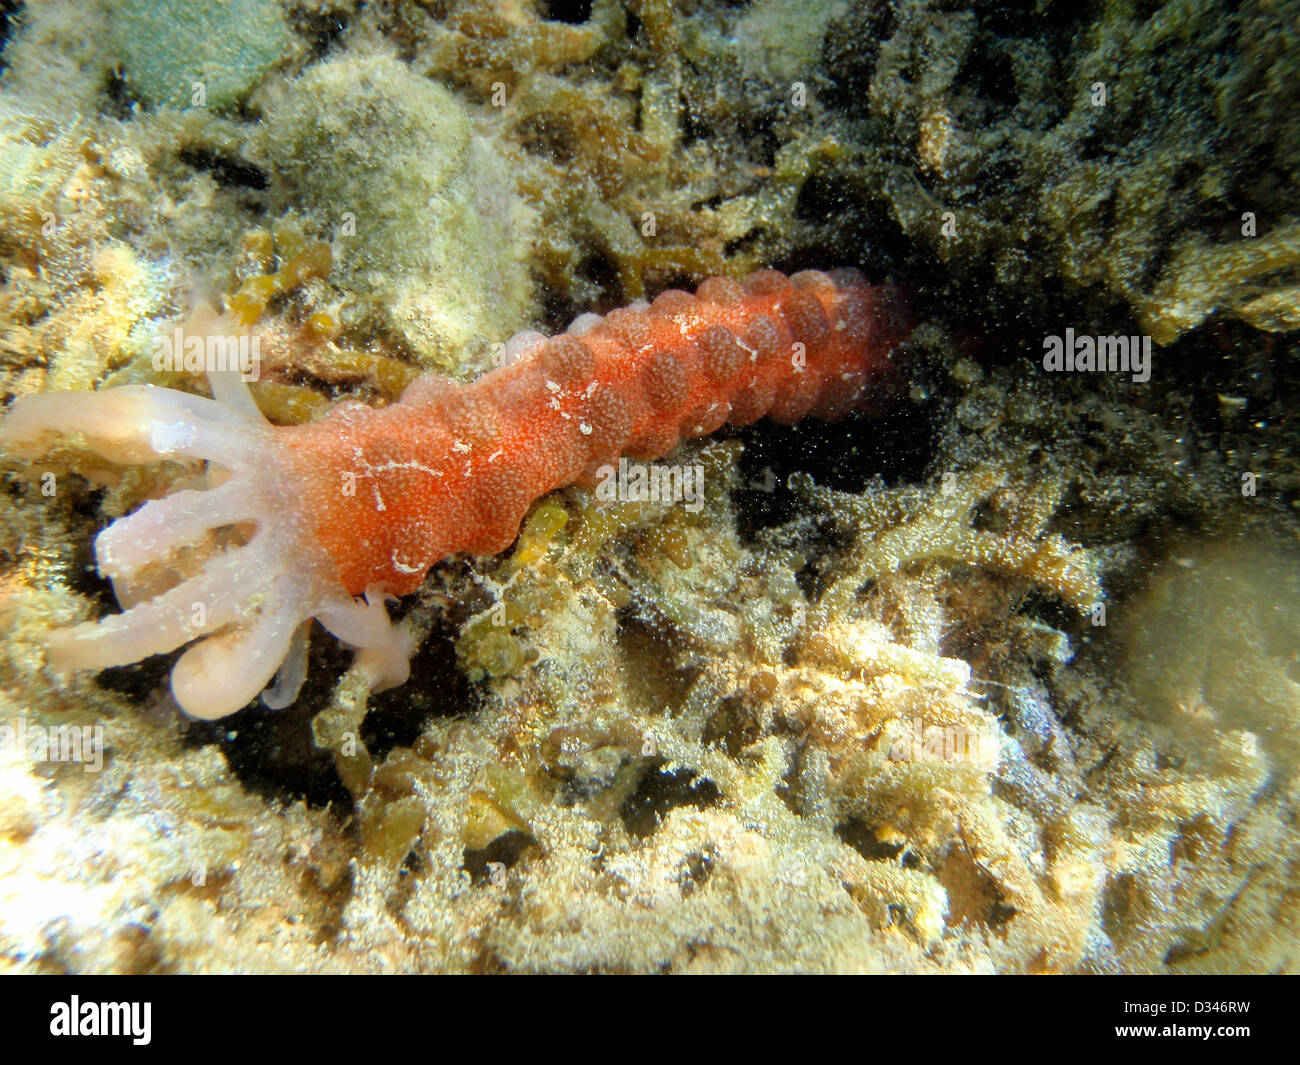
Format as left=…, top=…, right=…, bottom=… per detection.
left=0, top=0, right=1296, bottom=973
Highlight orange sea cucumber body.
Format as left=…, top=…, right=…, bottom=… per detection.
left=0, top=265, right=913, bottom=718
left=284, top=268, right=911, bottom=597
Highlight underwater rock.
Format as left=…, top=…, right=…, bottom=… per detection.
left=111, top=0, right=290, bottom=111
left=259, top=52, right=536, bottom=376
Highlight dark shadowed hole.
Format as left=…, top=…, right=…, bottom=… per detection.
left=620, top=762, right=721, bottom=838
left=721, top=229, right=765, bottom=258
left=96, top=599, right=474, bottom=810
left=575, top=249, right=623, bottom=309
left=735, top=111, right=780, bottom=169
left=977, top=151, right=1024, bottom=192
left=793, top=169, right=857, bottom=224
left=980, top=0, right=1100, bottom=37
left=989, top=899, right=1019, bottom=927
left=364, top=628, right=476, bottom=761
left=186, top=613, right=475, bottom=807
left=1076, top=129, right=1114, bottom=163
left=820, top=1, right=893, bottom=110
left=464, top=829, right=536, bottom=883
left=1101, top=872, right=1136, bottom=941
left=539, top=0, right=592, bottom=23
left=177, top=147, right=269, bottom=190
left=680, top=101, right=713, bottom=147
left=0, top=0, right=22, bottom=70
left=96, top=654, right=177, bottom=704
left=289, top=6, right=349, bottom=60
left=186, top=700, right=353, bottom=810
left=182, top=628, right=354, bottom=809
left=957, top=44, right=1019, bottom=111
left=836, top=819, right=904, bottom=862
left=701, top=694, right=762, bottom=758
left=784, top=195, right=922, bottom=283
left=61, top=488, right=111, bottom=600
left=726, top=395, right=938, bottom=541
left=1016, top=589, right=1080, bottom=633
left=644, top=269, right=698, bottom=299
left=103, top=66, right=138, bottom=119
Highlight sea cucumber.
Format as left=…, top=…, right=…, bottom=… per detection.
left=0, top=268, right=911, bottom=719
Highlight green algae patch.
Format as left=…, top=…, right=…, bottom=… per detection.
left=259, top=53, right=537, bottom=378
left=111, top=0, right=289, bottom=111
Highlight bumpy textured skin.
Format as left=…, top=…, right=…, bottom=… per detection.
left=287, top=268, right=911, bottom=596
left=0, top=266, right=910, bottom=718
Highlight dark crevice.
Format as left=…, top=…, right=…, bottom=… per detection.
left=103, top=66, right=138, bottom=120
left=958, top=43, right=1020, bottom=112
left=176, top=147, right=270, bottom=191
left=463, top=830, right=537, bottom=883
left=0, top=0, right=22, bottom=71
left=837, top=819, right=905, bottom=862
left=365, top=628, right=477, bottom=761
left=727, top=396, right=938, bottom=541
left=289, top=5, right=350, bottom=61
left=574, top=248, right=623, bottom=310
left=538, top=0, right=593, bottom=24
left=182, top=627, right=354, bottom=810
left=620, top=763, right=721, bottom=838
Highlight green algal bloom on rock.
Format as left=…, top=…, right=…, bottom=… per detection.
left=111, top=0, right=289, bottom=111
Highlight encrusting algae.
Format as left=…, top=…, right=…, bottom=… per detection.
left=0, top=0, right=1297, bottom=975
